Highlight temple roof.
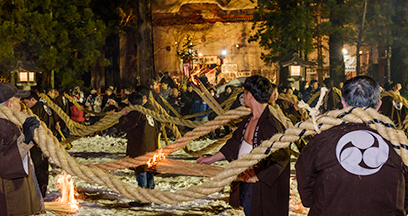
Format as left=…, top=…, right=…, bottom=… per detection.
left=153, top=0, right=257, bottom=14
left=10, top=61, right=43, bottom=73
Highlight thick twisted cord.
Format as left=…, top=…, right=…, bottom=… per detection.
left=380, top=91, right=408, bottom=131
left=40, top=93, right=204, bottom=137
left=298, top=87, right=328, bottom=133
left=159, top=95, right=183, bottom=119
left=2, top=105, right=406, bottom=205
left=149, top=93, right=183, bottom=139
left=182, top=133, right=233, bottom=157
left=192, top=86, right=224, bottom=117
left=182, top=87, right=244, bottom=119
left=278, top=93, right=310, bottom=120
left=91, top=106, right=252, bottom=171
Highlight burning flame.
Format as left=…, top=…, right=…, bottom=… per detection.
left=55, top=173, right=79, bottom=212
left=147, top=149, right=166, bottom=169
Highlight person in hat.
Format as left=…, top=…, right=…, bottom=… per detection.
left=0, top=83, right=45, bottom=215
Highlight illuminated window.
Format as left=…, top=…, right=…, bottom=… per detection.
left=290, top=65, right=301, bottom=76
left=19, top=72, right=28, bottom=82
left=29, top=72, right=35, bottom=82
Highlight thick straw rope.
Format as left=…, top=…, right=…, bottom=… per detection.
left=2, top=99, right=407, bottom=204
left=380, top=90, right=408, bottom=131
left=182, top=87, right=243, bottom=119
left=148, top=92, right=183, bottom=139
left=307, top=87, right=342, bottom=105
left=39, top=93, right=204, bottom=136
left=159, top=95, right=183, bottom=119
left=79, top=106, right=252, bottom=172
left=278, top=93, right=310, bottom=120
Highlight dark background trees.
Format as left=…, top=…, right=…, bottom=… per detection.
left=250, top=0, right=408, bottom=86
left=0, top=0, right=106, bottom=90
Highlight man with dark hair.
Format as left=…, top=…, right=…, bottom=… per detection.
left=288, top=80, right=299, bottom=100
left=22, top=91, right=56, bottom=197
left=302, top=79, right=320, bottom=104
left=160, top=72, right=176, bottom=89
left=102, top=86, right=118, bottom=112
left=159, top=82, right=171, bottom=101
left=120, top=86, right=133, bottom=105
left=0, top=83, right=44, bottom=215
left=181, top=83, right=196, bottom=116
left=296, top=76, right=408, bottom=215
left=197, top=75, right=290, bottom=216
left=167, top=88, right=183, bottom=116
left=54, top=87, right=71, bottom=141
left=115, top=92, right=160, bottom=207
left=320, top=78, right=342, bottom=113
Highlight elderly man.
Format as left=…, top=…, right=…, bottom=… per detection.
left=0, top=83, right=44, bottom=215
left=197, top=75, right=290, bottom=216
left=296, top=76, right=408, bottom=215
left=22, top=91, right=56, bottom=197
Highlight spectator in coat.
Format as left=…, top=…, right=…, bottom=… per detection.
left=302, top=79, right=320, bottom=106
left=160, top=72, right=175, bottom=89
left=192, top=96, right=210, bottom=122
left=102, top=86, right=118, bottom=112
left=85, top=88, right=102, bottom=125
left=115, top=93, right=160, bottom=207
left=197, top=75, right=290, bottom=216
left=296, top=76, right=408, bottom=215
left=54, top=87, right=70, bottom=140
left=321, top=78, right=342, bottom=114
left=160, top=82, right=171, bottom=101
left=167, top=88, right=183, bottom=116
left=70, top=86, right=85, bottom=123
left=120, top=86, right=133, bottom=106
left=181, top=83, right=196, bottom=116
left=379, top=82, right=406, bottom=127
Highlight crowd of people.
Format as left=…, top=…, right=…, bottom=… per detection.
left=2, top=73, right=408, bottom=215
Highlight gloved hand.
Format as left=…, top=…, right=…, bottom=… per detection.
left=22, top=117, right=40, bottom=144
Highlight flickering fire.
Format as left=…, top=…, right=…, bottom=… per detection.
left=147, top=149, right=166, bottom=169
left=55, top=173, right=79, bottom=212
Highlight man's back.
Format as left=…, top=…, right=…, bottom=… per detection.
left=296, top=123, right=408, bottom=216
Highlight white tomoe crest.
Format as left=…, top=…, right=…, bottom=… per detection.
left=146, top=115, right=155, bottom=127
left=336, top=130, right=389, bottom=176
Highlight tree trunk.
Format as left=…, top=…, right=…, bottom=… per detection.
left=390, top=0, right=408, bottom=85
left=137, top=0, right=155, bottom=86
left=329, top=0, right=345, bottom=87
left=356, top=0, right=368, bottom=76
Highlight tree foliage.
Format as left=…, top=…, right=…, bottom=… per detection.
left=249, top=0, right=316, bottom=64
left=250, top=0, right=408, bottom=84
left=0, top=0, right=106, bottom=89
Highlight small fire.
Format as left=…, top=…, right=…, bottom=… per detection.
left=55, top=173, right=79, bottom=212
left=147, top=149, right=166, bottom=169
